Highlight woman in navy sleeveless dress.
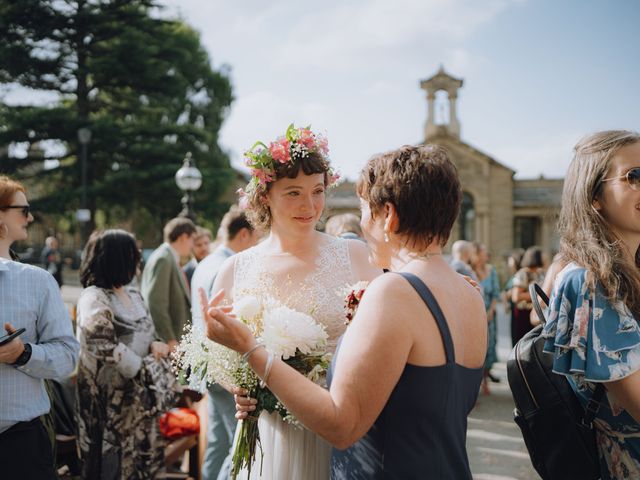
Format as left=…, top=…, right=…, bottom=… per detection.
left=204, top=144, right=487, bottom=479
left=329, top=272, right=482, bottom=479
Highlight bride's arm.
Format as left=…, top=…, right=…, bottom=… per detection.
left=210, top=274, right=413, bottom=449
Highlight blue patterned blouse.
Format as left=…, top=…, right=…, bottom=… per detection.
left=542, top=263, right=640, bottom=479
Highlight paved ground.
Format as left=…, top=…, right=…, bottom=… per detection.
left=466, top=304, right=540, bottom=480
left=62, top=273, right=540, bottom=479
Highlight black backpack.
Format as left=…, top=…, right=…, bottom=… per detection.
left=506, top=282, right=605, bottom=480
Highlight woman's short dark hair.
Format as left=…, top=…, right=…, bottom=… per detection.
left=521, top=246, right=544, bottom=269
left=356, top=144, right=461, bottom=247
left=80, top=229, right=141, bottom=289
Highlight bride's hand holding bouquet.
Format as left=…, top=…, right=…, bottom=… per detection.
left=175, top=288, right=330, bottom=479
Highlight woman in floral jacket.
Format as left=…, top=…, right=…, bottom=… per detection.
left=542, top=130, right=640, bottom=479
left=76, top=230, right=177, bottom=479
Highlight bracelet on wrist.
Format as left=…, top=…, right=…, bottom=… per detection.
left=260, top=352, right=275, bottom=389
left=241, top=342, right=264, bottom=362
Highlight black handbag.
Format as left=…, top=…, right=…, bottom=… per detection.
left=506, top=283, right=605, bottom=480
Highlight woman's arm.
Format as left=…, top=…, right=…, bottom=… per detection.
left=77, top=289, right=142, bottom=379
left=207, top=274, right=413, bottom=449
left=605, top=369, right=640, bottom=422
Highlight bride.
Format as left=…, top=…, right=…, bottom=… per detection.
left=210, top=125, right=380, bottom=479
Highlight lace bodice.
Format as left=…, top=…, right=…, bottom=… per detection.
left=233, top=236, right=355, bottom=352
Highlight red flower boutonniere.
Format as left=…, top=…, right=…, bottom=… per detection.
left=343, top=281, right=369, bottom=326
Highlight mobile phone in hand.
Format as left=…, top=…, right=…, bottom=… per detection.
left=0, top=328, right=26, bottom=346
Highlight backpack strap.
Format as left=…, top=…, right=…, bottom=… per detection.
left=396, top=272, right=455, bottom=364
left=528, top=283, right=606, bottom=426
left=583, top=384, right=606, bottom=428
left=529, top=282, right=549, bottom=325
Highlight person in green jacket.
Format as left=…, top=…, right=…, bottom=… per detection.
left=141, top=217, right=196, bottom=351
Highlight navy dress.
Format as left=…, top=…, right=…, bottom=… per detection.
left=329, top=272, right=483, bottom=479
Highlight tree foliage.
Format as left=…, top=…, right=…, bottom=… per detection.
left=0, top=0, right=234, bottom=238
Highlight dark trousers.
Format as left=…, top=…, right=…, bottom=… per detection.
left=512, top=306, right=534, bottom=346
left=0, top=417, right=56, bottom=479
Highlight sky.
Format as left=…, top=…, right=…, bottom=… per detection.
left=157, top=0, right=640, bottom=181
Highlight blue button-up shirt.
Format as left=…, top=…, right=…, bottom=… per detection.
left=0, top=258, right=79, bottom=434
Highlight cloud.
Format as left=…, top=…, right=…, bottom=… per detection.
left=160, top=0, right=530, bottom=181
left=273, top=0, right=517, bottom=71
left=219, top=91, right=334, bottom=170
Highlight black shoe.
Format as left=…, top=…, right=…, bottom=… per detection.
left=488, top=372, right=501, bottom=383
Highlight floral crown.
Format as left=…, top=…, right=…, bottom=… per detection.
left=237, top=124, right=340, bottom=208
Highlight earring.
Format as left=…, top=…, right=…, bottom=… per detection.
left=384, top=232, right=390, bottom=243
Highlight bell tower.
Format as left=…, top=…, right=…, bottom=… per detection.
left=420, top=66, right=463, bottom=141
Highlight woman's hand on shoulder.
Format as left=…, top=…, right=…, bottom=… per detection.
left=461, top=274, right=481, bottom=294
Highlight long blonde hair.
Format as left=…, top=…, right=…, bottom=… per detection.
left=559, top=130, right=640, bottom=317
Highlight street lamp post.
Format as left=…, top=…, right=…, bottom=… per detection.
left=77, top=127, right=92, bottom=245
left=175, top=152, right=202, bottom=221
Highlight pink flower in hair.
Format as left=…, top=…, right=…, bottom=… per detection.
left=236, top=188, right=250, bottom=210
left=298, top=129, right=315, bottom=149
left=329, top=171, right=341, bottom=186
left=269, top=139, right=291, bottom=164
left=316, top=135, right=329, bottom=156
left=252, top=168, right=273, bottom=185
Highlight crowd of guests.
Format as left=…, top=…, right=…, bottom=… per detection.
left=1, top=129, right=639, bottom=479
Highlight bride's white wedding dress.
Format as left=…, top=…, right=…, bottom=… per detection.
left=232, top=235, right=356, bottom=479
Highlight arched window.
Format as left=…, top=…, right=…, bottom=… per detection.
left=459, top=191, right=475, bottom=240
left=434, top=90, right=450, bottom=125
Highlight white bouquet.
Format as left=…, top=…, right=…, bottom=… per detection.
left=174, top=295, right=330, bottom=479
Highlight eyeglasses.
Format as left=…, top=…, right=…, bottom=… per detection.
left=601, top=167, right=640, bottom=191
left=0, top=205, right=31, bottom=217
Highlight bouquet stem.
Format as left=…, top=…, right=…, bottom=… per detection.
left=231, top=406, right=262, bottom=479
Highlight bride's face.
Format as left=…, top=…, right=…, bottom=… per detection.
left=266, top=171, right=326, bottom=233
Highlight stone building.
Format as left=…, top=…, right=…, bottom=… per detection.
left=327, top=67, right=563, bottom=264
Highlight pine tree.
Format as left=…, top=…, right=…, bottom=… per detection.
left=0, top=0, right=234, bottom=239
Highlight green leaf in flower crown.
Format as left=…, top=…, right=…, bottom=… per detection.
left=247, top=140, right=268, bottom=153
left=285, top=123, right=297, bottom=142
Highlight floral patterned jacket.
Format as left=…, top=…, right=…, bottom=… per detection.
left=542, top=264, right=640, bottom=479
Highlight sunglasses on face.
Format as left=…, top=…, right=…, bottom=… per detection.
left=0, top=205, right=31, bottom=218
left=601, top=167, right=640, bottom=191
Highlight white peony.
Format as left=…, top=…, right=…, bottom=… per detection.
left=261, top=303, right=328, bottom=360
left=233, top=295, right=262, bottom=321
